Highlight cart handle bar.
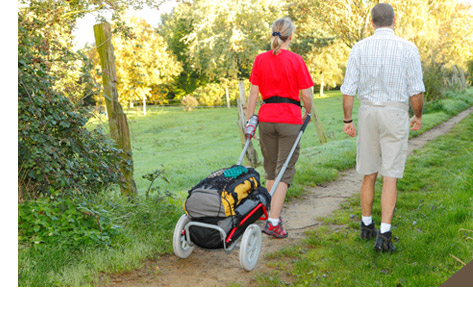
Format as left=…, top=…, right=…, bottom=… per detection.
left=269, top=114, right=311, bottom=196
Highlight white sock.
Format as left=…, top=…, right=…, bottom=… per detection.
left=380, top=222, right=391, bottom=234
left=268, top=217, right=280, bottom=226
left=361, top=215, right=372, bottom=226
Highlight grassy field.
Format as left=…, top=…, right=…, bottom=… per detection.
left=256, top=112, right=473, bottom=287
left=96, top=89, right=473, bottom=201
left=18, top=89, right=473, bottom=286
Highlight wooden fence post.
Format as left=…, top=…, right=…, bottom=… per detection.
left=237, top=81, right=259, bottom=167
left=312, top=107, right=328, bottom=144
left=93, top=22, right=137, bottom=197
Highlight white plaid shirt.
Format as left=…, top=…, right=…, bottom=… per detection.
left=341, top=28, right=425, bottom=104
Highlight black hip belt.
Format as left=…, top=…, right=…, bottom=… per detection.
left=263, top=96, right=301, bottom=108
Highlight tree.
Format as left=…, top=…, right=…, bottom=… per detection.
left=109, top=16, right=182, bottom=106
left=158, top=1, right=209, bottom=97
left=313, top=0, right=378, bottom=48
left=288, top=1, right=350, bottom=96
left=311, top=0, right=473, bottom=101
left=181, top=0, right=285, bottom=81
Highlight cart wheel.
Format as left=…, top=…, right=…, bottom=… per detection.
left=173, top=214, right=194, bottom=259
left=239, top=224, right=262, bottom=271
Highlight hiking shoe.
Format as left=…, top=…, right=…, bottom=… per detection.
left=374, top=231, right=396, bottom=253
left=360, top=221, right=377, bottom=240
left=262, top=219, right=288, bottom=238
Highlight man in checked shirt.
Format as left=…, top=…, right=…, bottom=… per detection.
left=341, top=3, right=425, bottom=253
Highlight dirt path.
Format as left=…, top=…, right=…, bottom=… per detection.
left=103, top=108, right=473, bottom=287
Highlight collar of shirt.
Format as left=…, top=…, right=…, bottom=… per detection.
left=373, top=27, right=395, bottom=36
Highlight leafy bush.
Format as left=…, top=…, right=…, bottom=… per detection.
left=422, top=61, right=446, bottom=101
left=18, top=196, right=125, bottom=249
left=192, top=83, right=225, bottom=106
left=18, top=11, right=124, bottom=199
left=191, top=82, right=240, bottom=107
left=467, top=59, right=473, bottom=86
left=181, top=95, right=199, bottom=111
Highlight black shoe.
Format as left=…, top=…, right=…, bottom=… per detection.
left=360, top=221, right=377, bottom=240
left=374, top=231, right=396, bottom=253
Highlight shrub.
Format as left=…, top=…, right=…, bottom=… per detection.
left=467, top=59, right=473, bottom=86
left=181, top=95, right=199, bottom=111
left=422, top=61, right=446, bottom=101
left=18, top=196, right=125, bottom=249
left=192, top=83, right=226, bottom=106
left=18, top=12, right=124, bottom=199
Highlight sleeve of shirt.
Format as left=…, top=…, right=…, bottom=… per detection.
left=406, top=46, right=425, bottom=96
left=340, top=45, right=360, bottom=96
left=296, top=56, right=314, bottom=89
left=249, top=57, right=259, bottom=86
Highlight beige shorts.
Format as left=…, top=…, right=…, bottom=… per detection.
left=356, top=100, right=410, bottom=178
left=258, top=122, right=301, bottom=185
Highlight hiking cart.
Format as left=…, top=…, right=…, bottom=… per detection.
left=173, top=114, right=311, bottom=271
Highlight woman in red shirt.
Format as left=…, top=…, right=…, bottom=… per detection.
left=247, top=17, right=314, bottom=238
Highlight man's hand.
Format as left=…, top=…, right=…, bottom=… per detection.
left=409, top=93, right=423, bottom=131
left=410, top=115, right=422, bottom=131
left=344, top=122, right=356, bottom=137
left=342, top=94, right=356, bottom=137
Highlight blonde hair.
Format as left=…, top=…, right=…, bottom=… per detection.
left=271, top=17, right=295, bottom=55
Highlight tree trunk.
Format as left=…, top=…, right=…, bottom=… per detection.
left=312, top=107, right=328, bottom=144
left=225, top=87, right=230, bottom=108
left=320, top=73, right=325, bottom=97
left=142, top=91, right=147, bottom=116
left=93, top=22, right=137, bottom=197
left=237, top=81, right=259, bottom=167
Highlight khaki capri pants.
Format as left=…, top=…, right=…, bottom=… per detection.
left=258, top=122, right=302, bottom=185
left=356, top=100, right=410, bottom=178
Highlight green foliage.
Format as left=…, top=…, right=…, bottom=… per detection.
left=158, top=3, right=209, bottom=97
left=466, top=59, right=473, bottom=86
left=18, top=192, right=182, bottom=286
left=18, top=10, right=124, bottom=198
left=18, top=196, right=125, bottom=249
left=423, top=89, right=473, bottom=115
left=89, top=16, right=182, bottom=106
left=177, top=0, right=284, bottom=80
left=191, top=82, right=237, bottom=106
left=142, top=166, right=171, bottom=198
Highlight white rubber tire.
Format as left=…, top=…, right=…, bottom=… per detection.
left=173, top=214, right=194, bottom=258
left=239, top=224, right=262, bottom=271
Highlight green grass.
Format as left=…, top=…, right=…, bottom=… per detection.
left=256, top=112, right=473, bottom=287
left=19, top=88, right=473, bottom=286
left=93, top=88, right=473, bottom=201
left=18, top=193, right=183, bottom=286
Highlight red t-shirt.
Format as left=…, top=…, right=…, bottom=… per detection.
left=249, top=49, right=314, bottom=124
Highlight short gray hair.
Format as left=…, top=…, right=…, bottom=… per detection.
left=371, top=3, right=395, bottom=28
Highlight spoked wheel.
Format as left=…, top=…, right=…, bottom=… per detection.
left=239, top=224, right=262, bottom=271
left=173, top=214, right=194, bottom=258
